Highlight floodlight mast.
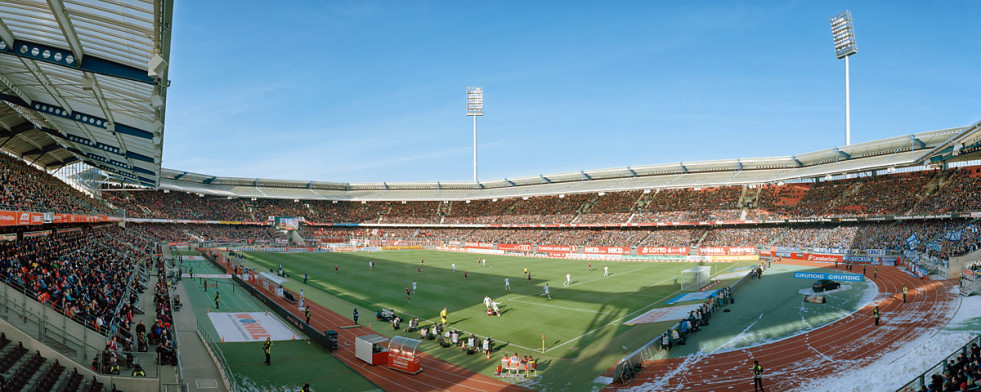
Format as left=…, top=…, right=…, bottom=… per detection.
left=466, top=87, right=484, bottom=183
left=831, top=10, right=858, bottom=146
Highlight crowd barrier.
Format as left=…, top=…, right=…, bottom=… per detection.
left=895, top=334, right=980, bottom=391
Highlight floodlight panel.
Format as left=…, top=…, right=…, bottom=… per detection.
left=466, top=87, right=484, bottom=116
left=830, top=10, right=857, bottom=59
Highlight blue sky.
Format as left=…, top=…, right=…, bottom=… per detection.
left=162, top=1, right=980, bottom=183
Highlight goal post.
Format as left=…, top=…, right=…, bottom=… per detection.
left=681, top=266, right=712, bottom=291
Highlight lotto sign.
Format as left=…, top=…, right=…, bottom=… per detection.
left=637, top=246, right=689, bottom=255
left=207, top=312, right=301, bottom=342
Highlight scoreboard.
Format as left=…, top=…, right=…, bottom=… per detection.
left=273, top=217, right=299, bottom=231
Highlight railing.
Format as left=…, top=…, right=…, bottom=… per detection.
left=0, top=279, right=160, bottom=378
left=895, top=334, right=980, bottom=391
left=612, top=263, right=760, bottom=384
left=196, top=316, right=238, bottom=391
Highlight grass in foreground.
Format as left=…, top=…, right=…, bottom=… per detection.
left=181, top=271, right=376, bottom=392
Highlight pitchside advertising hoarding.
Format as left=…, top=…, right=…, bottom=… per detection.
left=697, top=246, right=757, bottom=256
left=637, top=246, right=689, bottom=255
left=537, top=244, right=578, bottom=253
left=497, top=243, right=533, bottom=252
left=584, top=246, right=631, bottom=255
left=792, top=271, right=864, bottom=282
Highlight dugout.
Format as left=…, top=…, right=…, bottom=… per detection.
left=387, top=336, right=422, bottom=374
left=355, top=334, right=390, bottom=365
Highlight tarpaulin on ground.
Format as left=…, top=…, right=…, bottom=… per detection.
left=207, top=312, right=301, bottom=342
left=624, top=304, right=703, bottom=325
left=665, top=290, right=719, bottom=305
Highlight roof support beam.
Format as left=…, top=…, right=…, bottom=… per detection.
left=0, top=40, right=157, bottom=85
left=626, top=167, right=638, bottom=177
left=46, top=0, right=86, bottom=64
left=540, top=174, right=551, bottom=184
left=834, top=148, right=851, bottom=160
left=792, top=156, right=803, bottom=167
left=911, top=134, right=926, bottom=150
left=581, top=170, right=592, bottom=180
left=0, top=17, right=14, bottom=48
left=680, top=163, right=688, bottom=174
left=22, top=143, right=62, bottom=156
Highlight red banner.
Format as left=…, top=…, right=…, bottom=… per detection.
left=804, top=253, right=843, bottom=262
left=637, top=246, right=689, bottom=255
left=464, top=242, right=494, bottom=249
left=0, top=210, right=112, bottom=227
left=697, top=246, right=757, bottom=256
left=537, top=244, right=577, bottom=253
left=583, top=246, right=631, bottom=255
left=497, top=243, right=533, bottom=252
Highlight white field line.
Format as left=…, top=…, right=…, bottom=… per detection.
left=543, top=265, right=740, bottom=354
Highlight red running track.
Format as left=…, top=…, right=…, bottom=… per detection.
left=218, top=257, right=528, bottom=392
left=602, top=261, right=958, bottom=392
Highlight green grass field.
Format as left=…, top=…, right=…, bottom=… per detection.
left=236, top=250, right=754, bottom=390
left=177, top=251, right=378, bottom=392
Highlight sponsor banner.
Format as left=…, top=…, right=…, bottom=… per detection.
left=584, top=246, right=631, bottom=255
left=497, top=243, right=533, bottom=252
left=207, top=312, right=301, bottom=342
left=464, top=242, right=494, bottom=249
left=963, top=269, right=976, bottom=282
left=792, top=271, right=863, bottom=282
left=804, top=295, right=827, bottom=304
left=637, top=246, right=689, bottom=256
left=697, top=246, right=757, bottom=256
left=866, top=249, right=887, bottom=256
left=537, top=244, right=578, bottom=253
left=804, top=253, right=843, bottom=263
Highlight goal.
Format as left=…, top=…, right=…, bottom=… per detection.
left=680, top=266, right=712, bottom=291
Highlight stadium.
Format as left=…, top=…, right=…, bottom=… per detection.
left=0, top=2, right=979, bottom=392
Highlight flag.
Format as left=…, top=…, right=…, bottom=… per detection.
left=945, top=230, right=962, bottom=241
left=906, top=233, right=919, bottom=250
left=926, top=241, right=942, bottom=252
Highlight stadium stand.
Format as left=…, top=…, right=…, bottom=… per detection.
left=0, top=153, right=113, bottom=215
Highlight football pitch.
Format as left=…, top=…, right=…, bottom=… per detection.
left=238, top=250, right=754, bottom=390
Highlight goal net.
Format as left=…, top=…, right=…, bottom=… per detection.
left=680, top=266, right=712, bottom=291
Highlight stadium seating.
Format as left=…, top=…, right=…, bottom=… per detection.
left=0, top=153, right=113, bottom=215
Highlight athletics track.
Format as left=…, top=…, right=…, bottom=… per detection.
left=210, top=254, right=528, bottom=392
left=602, top=260, right=959, bottom=392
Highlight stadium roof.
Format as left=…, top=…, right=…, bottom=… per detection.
left=0, top=0, right=173, bottom=187
left=158, top=121, right=981, bottom=201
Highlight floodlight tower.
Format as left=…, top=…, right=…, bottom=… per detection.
left=466, top=87, right=483, bottom=182
left=830, top=10, right=858, bottom=146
